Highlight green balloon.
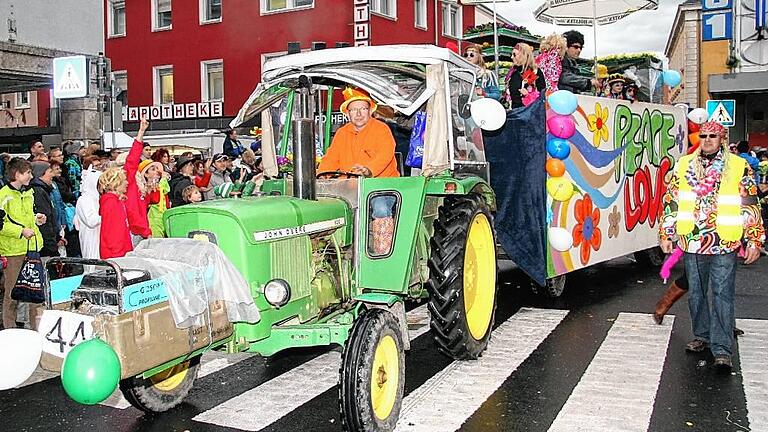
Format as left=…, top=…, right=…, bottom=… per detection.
left=61, top=338, right=121, bottom=405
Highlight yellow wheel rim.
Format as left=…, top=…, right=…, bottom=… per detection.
left=149, top=361, right=190, bottom=392
left=370, top=335, right=399, bottom=421
left=463, top=212, right=496, bottom=341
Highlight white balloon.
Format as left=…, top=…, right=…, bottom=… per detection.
left=0, top=329, right=43, bottom=390
left=687, top=108, right=709, bottom=125
left=470, top=97, right=506, bottom=131
left=548, top=227, right=574, bottom=252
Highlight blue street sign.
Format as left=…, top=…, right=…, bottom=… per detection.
left=53, top=56, right=88, bottom=99
left=701, top=0, right=733, bottom=11
left=757, top=0, right=766, bottom=30
left=706, top=99, right=736, bottom=127
left=702, top=11, right=733, bottom=41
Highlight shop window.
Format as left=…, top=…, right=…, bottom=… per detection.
left=415, top=0, right=427, bottom=28
left=154, top=66, right=174, bottom=105
left=201, top=61, right=224, bottom=102
left=153, top=0, right=172, bottom=30
left=371, top=0, right=396, bottom=18
left=112, top=71, right=128, bottom=105
left=108, top=0, right=126, bottom=37
left=367, top=192, right=400, bottom=258
left=201, top=0, right=222, bottom=23
left=442, top=2, right=462, bottom=38
left=262, top=0, right=314, bottom=14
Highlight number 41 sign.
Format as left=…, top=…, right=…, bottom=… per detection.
left=702, top=0, right=733, bottom=41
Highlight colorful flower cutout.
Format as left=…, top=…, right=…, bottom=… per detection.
left=587, top=102, right=609, bottom=147
left=608, top=205, right=621, bottom=239
left=572, top=194, right=602, bottom=265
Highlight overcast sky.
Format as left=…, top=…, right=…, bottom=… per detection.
left=492, top=0, right=685, bottom=59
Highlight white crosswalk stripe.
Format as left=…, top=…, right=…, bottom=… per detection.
left=192, top=304, right=432, bottom=431
left=737, top=318, right=768, bottom=432
left=547, top=313, right=674, bottom=432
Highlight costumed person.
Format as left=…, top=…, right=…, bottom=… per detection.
left=463, top=43, right=501, bottom=100
left=151, top=148, right=173, bottom=174
left=98, top=167, right=132, bottom=259
left=592, top=64, right=608, bottom=97
left=504, top=43, right=546, bottom=109
left=625, top=79, right=640, bottom=103
left=558, top=30, right=599, bottom=94
left=74, top=168, right=102, bottom=259
left=659, top=120, right=764, bottom=370
left=605, top=74, right=626, bottom=99
left=143, top=158, right=170, bottom=237
left=535, top=33, right=567, bottom=94
left=318, top=87, right=399, bottom=254
left=124, top=116, right=153, bottom=244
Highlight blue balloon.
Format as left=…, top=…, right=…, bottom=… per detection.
left=663, top=70, right=682, bottom=87
left=547, top=90, right=578, bottom=115
left=547, top=138, right=571, bottom=159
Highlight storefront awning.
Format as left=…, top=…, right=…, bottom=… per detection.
left=709, top=70, right=768, bottom=94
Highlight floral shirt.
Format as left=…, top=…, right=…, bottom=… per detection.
left=535, top=49, right=561, bottom=94
left=660, top=150, right=765, bottom=254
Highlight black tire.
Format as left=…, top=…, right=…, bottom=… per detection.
left=426, top=194, right=498, bottom=360
left=530, top=274, right=567, bottom=297
left=339, top=308, right=405, bottom=432
left=634, top=247, right=665, bottom=267
left=120, top=355, right=200, bottom=413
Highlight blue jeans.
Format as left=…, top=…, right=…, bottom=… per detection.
left=370, top=195, right=396, bottom=218
left=684, top=252, right=737, bottom=356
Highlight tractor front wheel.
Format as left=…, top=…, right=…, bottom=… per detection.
left=339, top=308, right=405, bottom=431
left=427, top=194, right=498, bottom=360
left=120, top=355, right=200, bottom=413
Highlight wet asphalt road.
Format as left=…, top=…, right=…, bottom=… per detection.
left=2, top=255, right=767, bottom=432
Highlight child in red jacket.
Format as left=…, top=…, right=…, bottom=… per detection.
left=98, top=167, right=133, bottom=259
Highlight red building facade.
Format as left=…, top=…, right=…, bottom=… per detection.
left=105, top=0, right=475, bottom=130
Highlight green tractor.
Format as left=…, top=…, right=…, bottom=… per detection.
left=36, top=45, right=504, bottom=431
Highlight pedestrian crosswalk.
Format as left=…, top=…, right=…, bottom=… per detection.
left=6, top=306, right=768, bottom=432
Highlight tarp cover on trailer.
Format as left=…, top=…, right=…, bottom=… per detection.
left=485, top=96, right=548, bottom=286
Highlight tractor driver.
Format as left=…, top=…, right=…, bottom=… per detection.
left=318, top=88, right=400, bottom=254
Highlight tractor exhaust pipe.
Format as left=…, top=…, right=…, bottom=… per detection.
left=293, top=75, right=316, bottom=201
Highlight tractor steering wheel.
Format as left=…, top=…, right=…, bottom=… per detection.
left=316, top=170, right=363, bottom=179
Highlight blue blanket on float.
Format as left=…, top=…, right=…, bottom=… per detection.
left=484, top=97, right=547, bottom=286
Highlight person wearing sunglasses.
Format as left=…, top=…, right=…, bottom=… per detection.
left=558, top=30, right=600, bottom=94
left=658, top=121, right=763, bottom=370
left=463, top=44, right=500, bottom=100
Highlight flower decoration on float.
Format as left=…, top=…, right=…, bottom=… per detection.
left=572, top=194, right=602, bottom=265
left=587, top=102, right=609, bottom=147
left=608, top=205, right=621, bottom=239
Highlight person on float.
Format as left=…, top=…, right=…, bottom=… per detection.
left=504, top=43, right=546, bottom=109
left=625, top=79, right=640, bottom=103
left=123, top=116, right=153, bottom=245
left=317, top=88, right=399, bottom=254
left=558, top=30, right=600, bottom=94
left=659, top=120, right=764, bottom=370
left=463, top=43, right=501, bottom=100
left=592, top=64, right=608, bottom=97
left=605, top=74, right=626, bottom=99
left=535, top=33, right=567, bottom=95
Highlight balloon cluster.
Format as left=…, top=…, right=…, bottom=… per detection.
left=545, top=90, right=577, bottom=252
left=662, top=69, right=682, bottom=88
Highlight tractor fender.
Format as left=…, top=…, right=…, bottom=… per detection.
left=353, top=294, right=410, bottom=351
left=425, top=176, right=496, bottom=211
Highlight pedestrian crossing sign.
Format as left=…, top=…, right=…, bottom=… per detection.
left=53, top=56, right=88, bottom=99
left=706, top=99, right=735, bottom=127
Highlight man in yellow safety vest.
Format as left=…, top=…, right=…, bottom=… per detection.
left=659, top=120, right=764, bottom=370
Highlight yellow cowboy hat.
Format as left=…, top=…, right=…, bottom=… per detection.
left=339, top=87, right=377, bottom=114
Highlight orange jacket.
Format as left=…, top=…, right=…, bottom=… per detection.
left=318, top=118, right=399, bottom=178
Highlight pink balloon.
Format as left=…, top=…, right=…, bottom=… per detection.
left=547, top=114, right=576, bottom=139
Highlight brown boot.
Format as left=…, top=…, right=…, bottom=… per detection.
left=654, top=281, right=687, bottom=324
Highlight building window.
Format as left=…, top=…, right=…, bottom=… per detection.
left=108, top=0, right=126, bottom=37
left=153, top=0, right=172, bottom=31
left=415, top=0, right=427, bottom=28
left=154, top=66, right=174, bottom=104
left=201, top=0, right=222, bottom=23
left=442, top=2, right=462, bottom=38
left=371, top=0, right=396, bottom=18
left=112, top=71, right=128, bottom=105
left=16, top=92, right=30, bottom=109
left=262, top=0, right=314, bottom=14
left=201, top=61, right=224, bottom=102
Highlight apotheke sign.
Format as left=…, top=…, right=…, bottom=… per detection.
left=122, top=101, right=224, bottom=122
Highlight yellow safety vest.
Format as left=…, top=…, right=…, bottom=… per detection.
left=675, top=154, right=746, bottom=241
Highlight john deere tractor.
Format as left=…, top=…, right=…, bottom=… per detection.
left=35, top=45, right=503, bottom=431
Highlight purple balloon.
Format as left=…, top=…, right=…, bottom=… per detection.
left=547, top=114, right=576, bottom=139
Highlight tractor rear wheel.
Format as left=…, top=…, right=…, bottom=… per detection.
left=339, top=308, right=405, bottom=431
left=120, top=355, right=200, bottom=413
left=427, top=194, right=498, bottom=360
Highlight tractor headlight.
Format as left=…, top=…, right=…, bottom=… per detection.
left=263, top=279, right=291, bottom=307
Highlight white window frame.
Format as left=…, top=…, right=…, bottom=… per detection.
left=112, top=70, right=128, bottom=103
left=442, top=2, right=462, bottom=39
left=371, top=0, right=397, bottom=19
left=414, top=0, right=427, bottom=29
left=16, top=91, right=30, bottom=109
left=260, top=0, right=315, bottom=15
left=199, top=0, right=222, bottom=24
left=153, top=65, right=174, bottom=105
left=108, top=0, right=126, bottom=38
left=152, top=0, right=173, bottom=31
left=200, top=60, right=224, bottom=102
